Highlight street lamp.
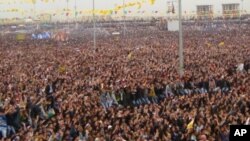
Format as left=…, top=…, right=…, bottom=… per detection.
left=178, top=0, right=184, bottom=77
left=241, top=0, right=244, bottom=20
left=93, top=0, right=96, bottom=50
left=123, top=0, right=126, bottom=37
left=74, top=0, right=79, bottom=29
left=67, top=0, right=69, bottom=29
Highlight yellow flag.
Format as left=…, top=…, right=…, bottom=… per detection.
left=58, top=65, right=66, bottom=73
left=16, top=34, right=25, bottom=41
left=206, top=42, right=211, bottom=47
left=149, top=0, right=156, bottom=5
left=148, top=85, right=156, bottom=97
left=32, top=0, right=36, bottom=4
left=127, top=52, right=133, bottom=59
left=187, top=119, right=194, bottom=130
left=218, top=42, right=224, bottom=47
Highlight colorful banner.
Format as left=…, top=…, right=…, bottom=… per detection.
left=0, top=0, right=154, bottom=16
left=32, top=32, right=51, bottom=39
left=16, top=34, right=26, bottom=41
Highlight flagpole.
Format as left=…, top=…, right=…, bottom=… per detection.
left=93, top=0, right=96, bottom=50
left=178, top=0, right=184, bottom=77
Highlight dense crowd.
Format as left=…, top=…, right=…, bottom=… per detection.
left=0, top=23, right=249, bottom=141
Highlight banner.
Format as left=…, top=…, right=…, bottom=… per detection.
left=32, top=32, right=51, bottom=39
left=16, top=34, right=26, bottom=41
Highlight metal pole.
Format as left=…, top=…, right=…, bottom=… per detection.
left=33, top=3, right=38, bottom=30
left=178, top=0, right=184, bottom=77
left=93, top=0, right=96, bottom=50
left=242, top=0, right=244, bottom=16
left=33, top=3, right=36, bottom=20
left=67, top=0, right=69, bottom=29
left=240, top=0, right=243, bottom=26
left=75, top=0, right=77, bottom=20
left=75, top=0, right=77, bottom=29
left=123, top=0, right=126, bottom=37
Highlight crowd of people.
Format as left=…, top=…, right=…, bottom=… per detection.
left=0, top=22, right=249, bottom=141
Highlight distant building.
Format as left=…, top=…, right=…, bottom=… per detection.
left=180, top=0, right=247, bottom=19
left=118, top=0, right=249, bottom=20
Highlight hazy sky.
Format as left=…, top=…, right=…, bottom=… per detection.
left=0, top=0, right=249, bottom=19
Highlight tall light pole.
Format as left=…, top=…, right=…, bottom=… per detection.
left=74, top=0, right=77, bottom=29
left=74, top=0, right=77, bottom=20
left=67, top=0, right=69, bottom=29
left=178, top=0, right=184, bottom=77
left=33, top=2, right=38, bottom=30
left=93, top=0, right=96, bottom=50
left=123, top=0, right=126, bottom=37
left=33, top=3, right=36, bottom=20
left=240, top=0, right=243, bottom=24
